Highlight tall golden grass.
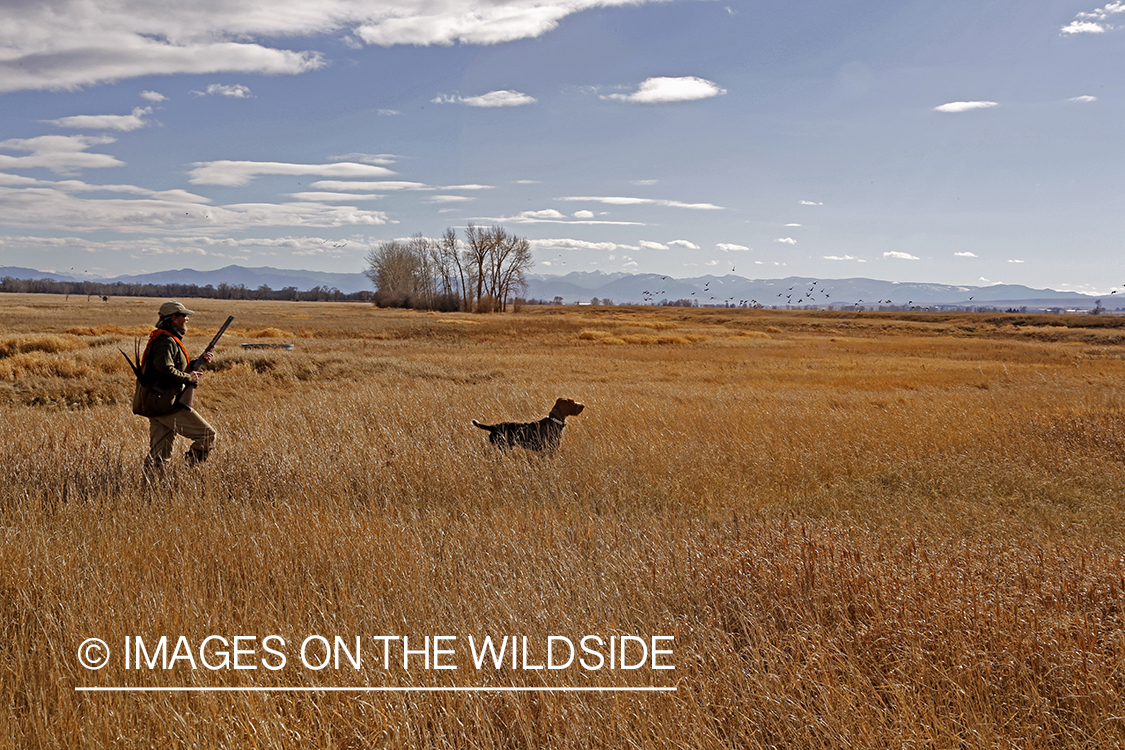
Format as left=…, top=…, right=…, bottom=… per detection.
left=2, top=293, right=1124, bottom=748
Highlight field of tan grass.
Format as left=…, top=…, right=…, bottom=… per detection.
left=2, top=293, right=1124, bottom=748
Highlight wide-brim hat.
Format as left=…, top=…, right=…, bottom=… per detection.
left=158, top=301, right=195, bottom=319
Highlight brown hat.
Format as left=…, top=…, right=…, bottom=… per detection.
left=158, top=301, right=195, bottom=319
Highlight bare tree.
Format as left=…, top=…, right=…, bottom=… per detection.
left=464, top=223, right=490, bottom=311
left=407, top=233, right=436, bottom=309
left=365, top=240, right=420, bottom=305
left=364, top=226, right=530, bottom=312
left=365, top=234, right=469, bottom=310
left=492, top=230, right=532, bottom=312
left=461, top=224, right=533, bottom=312
left=440, top=227, right=470, bottom=312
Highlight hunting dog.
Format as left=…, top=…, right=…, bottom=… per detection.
left=472, top=398, right=585, bottom=452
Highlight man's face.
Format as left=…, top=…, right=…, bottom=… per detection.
left=172, top=313, right=189, bottom=330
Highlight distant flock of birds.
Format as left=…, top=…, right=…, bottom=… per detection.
left=632, top=275, right=1125, bottom=309
left=637, top=278, right=946, bottom=310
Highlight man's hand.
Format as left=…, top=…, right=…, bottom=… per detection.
left=188, top=351, right=214, bottom=383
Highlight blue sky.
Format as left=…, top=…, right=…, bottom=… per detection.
left=0, top=0, right=1121, bottom=293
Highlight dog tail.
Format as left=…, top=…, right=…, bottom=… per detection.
left=471, top=420, right=492, bottom=431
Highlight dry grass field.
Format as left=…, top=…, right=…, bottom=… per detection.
left=2, top=293, right=1125, bottom=749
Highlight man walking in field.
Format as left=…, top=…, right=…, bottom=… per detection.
left=136, top=301, right=217, bottom=474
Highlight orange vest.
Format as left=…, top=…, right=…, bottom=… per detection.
left=140, top=328, right=190, bottom=371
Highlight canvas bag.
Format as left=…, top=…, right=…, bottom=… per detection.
left=125, top=330, right=186, bottom=417
left=131, top=379, right=182, bottom=417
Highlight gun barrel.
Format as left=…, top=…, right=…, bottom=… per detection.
left=205, top=315, right=235, bottom=353
left=190, top=315, right=234, bottom=371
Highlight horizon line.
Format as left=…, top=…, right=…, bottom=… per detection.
left=0, top=264, right=1102, bottom=297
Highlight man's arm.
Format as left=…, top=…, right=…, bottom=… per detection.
left=149, top=337, right=193, bottom=387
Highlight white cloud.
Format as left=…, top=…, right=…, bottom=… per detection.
left=638, top=241, right=667, bottom=250
left=353, top=1, right=634, bottom=46
left=47, top=107, right=153, bottom=131
left=378, top=109, right=401, bottom=116
left=631, top=179, right=659, bottom=185
left=799, top=200, right=822, bottom=205
left=884, top=251, right=920, bottom=260
left=304, top=179, right=491, bottom=200
left=774, top=237, right=796, bottom=245
left=193, top=84, right=253, bottom=98
left=188, top=160, right=397, bottom=187
left=0, top=233, right=369, bottom=262
left=669, top=239, right=699, bottom=250
left=601, top=76, right=726, bottom=103
left=573, top=210, right=594, bottom=219
left=0, top=173, right=48, bottom=187
left=0, top=175, right=212, bottom=211
left=311, top=180, right=428, bottom=191
left=1077, top=1, right=1125, bottom=19
left=1008, top=259, right=1024, bottom=263
left=140, top=91, right=167, bottom=103
left=1068, top=95, right=1097, bottom=103
left=1062, top=3, right=1125, bottom=33
left=0, top=182, right=388, bottom=232
left=954, top=251, right=977, bottom=257
left=433, top=90, right=536, bottom=107
left=785, top=223, right=801, bottom=227
left=328, top=153, right=399, bottom=166
left=1061, top=20, right=1107, bottom=33
left=444, top=184, right=493, bottom=190
left=717, top=243, right=749, bottom=252
left=288, top=192, right=387, bottom=202
left=0, top=173, right=210, bottom=203
left=934, top=101, right=999, bottom=113
left=558, top=196, right=723, bottom=210
left=0, top=1, right=671, bottom=93
left=0, top=135, right=124, bottom=173
left=496, top=209, right=641, bottom=225
left=823, top=255, right=858, bottom=261
left=530, top=238, right=624, bottom=252
left=0, top=33, right=322, bottom=94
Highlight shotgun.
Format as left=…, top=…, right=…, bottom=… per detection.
left=178, top=315, right=234, bottom=410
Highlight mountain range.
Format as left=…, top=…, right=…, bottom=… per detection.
left=0, top=265, right=367, bottom=294
left=523, top=272, right=1104, bottom=310
left=0, top=265, right=1106, bottom=310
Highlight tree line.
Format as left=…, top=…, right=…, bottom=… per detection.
left=364, top=224, right=533, bottom=312
left=0, top=277, right=373, bottom=302
left=3, top=222, right=534, bottom=311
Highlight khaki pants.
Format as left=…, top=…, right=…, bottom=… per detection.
left=147, top=408, right=217, bottom=467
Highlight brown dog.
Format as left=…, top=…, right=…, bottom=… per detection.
left=472, top=398, right=585, bottom=452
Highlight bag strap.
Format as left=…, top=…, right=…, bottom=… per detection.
left=140, top=329, right=190, bottom=371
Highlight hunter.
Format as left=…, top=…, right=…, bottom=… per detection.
left=139, top=301, right=217, bottom=471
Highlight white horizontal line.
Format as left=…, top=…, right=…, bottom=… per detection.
left=76, top=686, right=676, bottom=693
